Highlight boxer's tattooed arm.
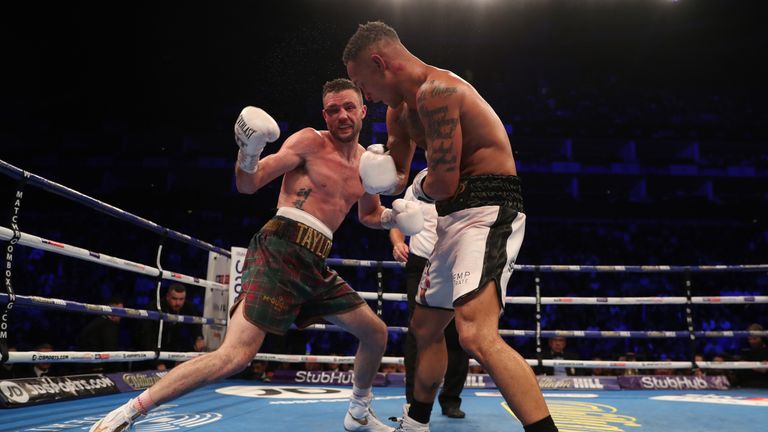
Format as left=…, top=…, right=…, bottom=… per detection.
left=419, top=106, right=457, bottom=140
left=429, top=139, right=458, bottom=172
left=293, top=188, right=312, bottom=209
left=418, top=83, right=459, bottom=172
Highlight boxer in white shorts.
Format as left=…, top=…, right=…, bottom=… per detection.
left=345, top=20, right=556, bottom=432
left=418, top=175, right=525, bottom=312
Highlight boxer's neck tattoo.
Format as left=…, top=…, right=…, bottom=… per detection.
left=293, top=188, right=312, bottom=209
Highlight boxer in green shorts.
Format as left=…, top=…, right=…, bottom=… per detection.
left=90, top=78, right=424, bottom=432
left=233, top=214, right=365, bottom=335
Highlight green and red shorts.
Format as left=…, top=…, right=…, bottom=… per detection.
left=231, top=216, right=365, bottom=335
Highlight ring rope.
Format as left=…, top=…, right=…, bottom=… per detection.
left=25, top=216, right=764, bottom=305
left=354, top=291, right=768, bottom=305
left=299, top=322, right=768, bottom=339
left=5, top=350, right=766, bottom=371
left=0, top=159, right=229, bottom=257
left=2, top=291, right=764, bottom=334
left=493, top=329, right=768, bottom=338
left=326, top=258, right=768, bottom=273
left=0, top=226, right=226, bottom=291
left=0, top=293, right=226, bottom=326
left=3, top=221, right=765, bottom=295
left=4, top=290, right=764, bottom=330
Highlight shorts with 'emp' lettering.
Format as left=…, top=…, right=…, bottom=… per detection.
left=417, top=175, right=526, bottom=311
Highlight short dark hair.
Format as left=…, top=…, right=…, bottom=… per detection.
left=168, top=283, right=186, bottom=294
left=322, top=78, right=362, bottom=103
left=342, top=21, right=399, bottom=64
left=107, top=294, right=124, bottom=306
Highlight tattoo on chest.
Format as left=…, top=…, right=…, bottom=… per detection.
left=293, top=188, right=312, bottom=209
left=418, top=82, right=459, bottom=172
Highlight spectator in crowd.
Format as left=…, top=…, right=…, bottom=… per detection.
left=589, top=357, right=610, bottom=376
left=380, top=363, right=397, bottom=374
left=734, top=323, right=768, bottom=388
left=534, top=336, right=580, bottom=376
left=708, top=354, right=735, bottom=381
left=305, top=360, right=324, bottom=371
left=16, top=343, right=62, bottom=378
left=691, top=354, right=706, bottom=377
left=617, top=352, right=639, bottom=376
left=136, top=283, right=205, bottom=370
left=237, top=360, right=270, bottom=381
left=325, top=354, right=351, bottom=372
left=326, top=359, right=341, bottom=372
left=77, top=295, right=126, bottom=373
left=0, top=346, right=18, bottom=379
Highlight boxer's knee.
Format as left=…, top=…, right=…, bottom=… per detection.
left=364, top=316, right=388, bottom=349
left=211, top=344, right=258, bottom=377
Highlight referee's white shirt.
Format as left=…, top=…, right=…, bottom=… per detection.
left=403, top=186, right=438, bottom=259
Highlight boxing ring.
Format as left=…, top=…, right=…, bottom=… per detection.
left=1, top=158, right=767, bottom=432
left=3, top=385, right=766, bottom=432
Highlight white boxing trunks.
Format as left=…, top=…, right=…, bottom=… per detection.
left=417, top=175, right=525, bottom=311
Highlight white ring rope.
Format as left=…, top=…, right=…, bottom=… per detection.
left=0, top=225, right=226, bottom=291
left=328, top=258, right=768, bottom=273
left=0, top=159, right=229, bottom=257
left=4, top=291, right=764, bottom=325
left=0, top=293, right=226, bottom=326
left=355, top=292, right=768, bottom=305
left=7, top=288, right=763, bottom=340
left=300, top=324, right=768, bottom=339
left=6, top=351, right=766, bottom=370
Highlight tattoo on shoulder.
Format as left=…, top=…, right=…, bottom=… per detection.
left=417, top=80, right=458, bottom=104
left=430, top=83, right=458, bottom=99
left=293, top=188, right=312, bottom=209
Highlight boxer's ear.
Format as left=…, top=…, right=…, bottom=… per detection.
left=371, top=54, right=386, bottom=71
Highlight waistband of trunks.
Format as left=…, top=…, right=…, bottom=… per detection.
left=261, top=216, right=333, bottom=259
left=436, top=175, right=524, bottom=216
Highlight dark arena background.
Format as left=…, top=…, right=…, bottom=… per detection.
left=1, top=1, right=766, bottom=431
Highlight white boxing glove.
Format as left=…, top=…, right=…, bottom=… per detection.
left=381, top=198, right=424, bottom=236
left=234, top=106, right=281, bottom=173
left=410, top=168, right=434, bottom=203
left=359, top=144, right=399, bottom=195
